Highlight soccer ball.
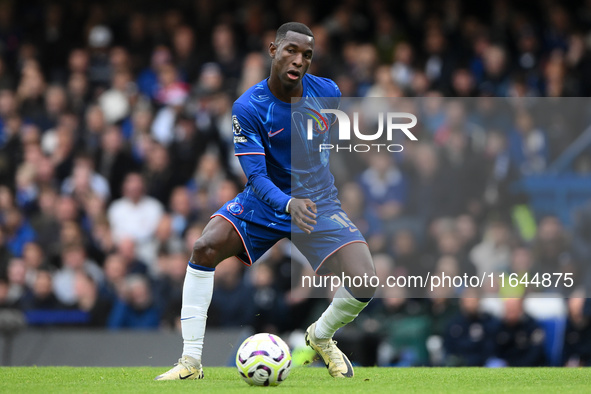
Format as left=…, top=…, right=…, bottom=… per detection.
left=235, top=333, right=292, bottom=386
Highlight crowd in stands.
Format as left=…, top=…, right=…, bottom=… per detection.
left=0, top=0, right=591, bottom=366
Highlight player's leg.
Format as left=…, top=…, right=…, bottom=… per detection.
left=324, top=241, right=376, bottom=299
left=155, top=216, right=245, bottom=381
left=306, top=242, right=376, bottom=378
left=314, top=242, right=376, bottom=336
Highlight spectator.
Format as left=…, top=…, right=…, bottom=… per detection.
left=358, top=151, right=407, bottom=224
left=211, top=23, right=242, bottom=91
left=97, top=67, right=132, bottom=126
left=563, top=292, right=591, bottom=366
left=95, top=125, right=137, bottom=200
left=66, top=72, right=90, bottom=116
left=100, top=253, right=128, bottom=302
left=443, top=291, right=499, bottom=366
left=479, top=45, right=510, bottom=96
left=250, top=262, right=290, bottom=333
left=190, top=153, right=228, bottom=215
left=143, top=141, right=179, bottom=205
left=41, top=84, right=68, bottom=131
left=17, top=61, right=46, bottom=126
left=124, top=13, right=152, bottom=71
left=406, top=143, right=448, bottom=227
left=423, top=27, right=455, bottom=93
left=470, top=221, right=512, bottom=276
left=508, top=110, right=548, bottom=175
left=168, top=186, right=197, bottom=239
left=6, top=258, right=26, bottom=305
left=129, top=107, right=153, bottom=162
left=340, top=181, right=384, bottom=252
left=137, top=46, right=172, bottom=100
left=14, top=162, right=38, bottom=213
left=21, top=241, right=45, bottom=288
left=390, top=229, right=425, bottom=278
left=29, top=187, right=60, bottom=257
left=53, top=243, right=103, bottom=306
left=373, top=287, right=431, bottom=366
left=455, top=214, right=479, bottom=256
left=87, top=25, right=113, bottom=90
left=87, top=216, right=115, bottom=263
left=107, top=274, right=160, bottom=330
left=0, top=278, right=17, bottom=308
left=479, top=130, right=520, bottom=218
left=167, top=113, right=221, bottom=185
left=20, top=268, right=64, bottom=310
left=172, top=25, right=200, bottom=83
left=154, top=252, right=186, bottom=329
left=209, top=257, right=255, bottom=327
left=530, top=216, right=573, bottom=280
left=3, top=207, right=36, bottom=258
left=437, top=130, right=487, bottom=218
left=0, top=227, right=11, bottom=277
left=491, top=298, right=546, bottom=366
left=61, top=153, right=110, bottom=203
left=390, top=42, right=414, bottom=90
left=115, top=238, right=149, bottom=275
left=107, top=172, right=163, bottom=266
left=154, top=214, right=184, bottom=256
left=151, top=63, right=189, bottom=146
left=73, top=271, right=112, bottom=327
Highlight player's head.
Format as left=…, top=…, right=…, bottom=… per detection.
left=269, top=22, right=314, bottom=88
left=274, top=22, right=314, bottom=46
left=503, top=297, right=524, bottom=325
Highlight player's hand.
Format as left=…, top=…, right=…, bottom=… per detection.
left=288, top=198, right=317, bottom=234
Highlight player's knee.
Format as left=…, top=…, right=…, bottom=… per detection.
left=345, top=260, right=377, bottom=298
left=191, top=238, right=220, bottom=268
left=348, top=261, right=377, bottom=284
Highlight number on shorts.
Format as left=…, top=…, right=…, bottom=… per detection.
left=330, top=212, right=359, bottom=232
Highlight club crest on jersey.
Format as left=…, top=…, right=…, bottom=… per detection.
left=233, top=115, right=247, bottom=143
left=305, top=107, right=329, bottom=134
left=227, top=202, right=244, bottom=215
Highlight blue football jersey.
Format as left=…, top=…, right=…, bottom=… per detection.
left=232, top=74, right=341, bottom=210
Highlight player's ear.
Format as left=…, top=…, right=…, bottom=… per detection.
left=269, top=42, right=277, bottom=59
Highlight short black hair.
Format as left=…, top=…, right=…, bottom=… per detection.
left=275, top=22, right=314, bottom=44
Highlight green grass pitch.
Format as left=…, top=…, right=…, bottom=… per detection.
left=1, top=366, right=589, bottom=393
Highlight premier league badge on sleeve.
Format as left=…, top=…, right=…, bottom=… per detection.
left=233, top=115, right=248, bottom=143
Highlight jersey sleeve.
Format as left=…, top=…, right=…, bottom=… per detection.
left=232, top=102, right=265, bottom=156
left=333, top=80, right=342, bottom=98
left=327, top=80, right=342, bottom=129
left=238, top=154, right=292, bottom=213
left=232, top=102, right=291, bottom=213
left=333, top=80, right=341, bottom=111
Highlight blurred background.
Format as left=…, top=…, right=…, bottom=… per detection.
left=1, top=0, right=591, bottom=368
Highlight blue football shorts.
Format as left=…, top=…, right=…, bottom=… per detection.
left=211, top=190, right=367, bottom=275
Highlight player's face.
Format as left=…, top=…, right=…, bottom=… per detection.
left=270, top=31, right=314, bottom=88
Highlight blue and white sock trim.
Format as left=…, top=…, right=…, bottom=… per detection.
left=188, top=261, right=216, bottom=271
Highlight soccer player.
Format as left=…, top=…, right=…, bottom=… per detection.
left=155, top=22, right=376, bottom=381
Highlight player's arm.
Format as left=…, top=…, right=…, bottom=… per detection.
left=232, top=103, right=316, bottom=233
left=238, top=154, right=317, bottom=234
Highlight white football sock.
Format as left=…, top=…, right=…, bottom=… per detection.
left=181, top=264, right=215, bottom=364
left=314, top=286, right=370, bottom=339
